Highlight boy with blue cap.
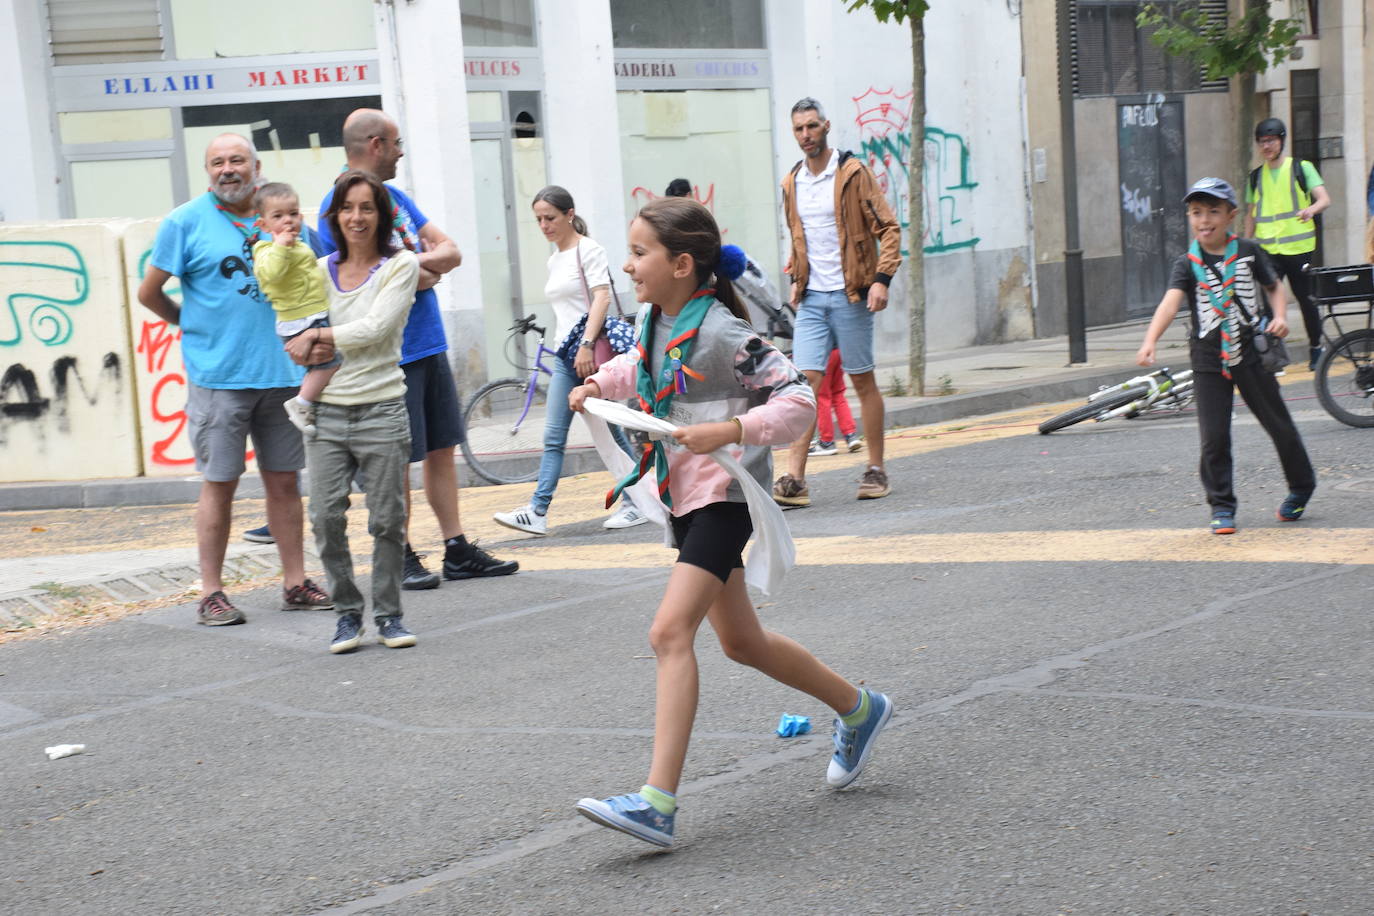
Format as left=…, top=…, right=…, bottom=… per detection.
left=1135, top=177, right=1316, bottom=534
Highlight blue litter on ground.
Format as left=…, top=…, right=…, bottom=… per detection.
left=775, top=714, right=812, bottom=737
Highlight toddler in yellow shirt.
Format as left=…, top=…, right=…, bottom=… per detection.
left=253, top=182, right=340, bottom=431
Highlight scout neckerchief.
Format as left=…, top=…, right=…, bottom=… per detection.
left=1188, top=235, right=1241, bottom=378
left=606, top=289, right=715, bottom=510
left=214, top=197, right=262, bottom=244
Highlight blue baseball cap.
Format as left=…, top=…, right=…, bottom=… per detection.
left=1182, top=177, right=1237, bottom=208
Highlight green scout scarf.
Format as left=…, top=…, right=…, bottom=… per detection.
left=1188, top=235, right=1241, bottom=379
left=606, top=289, right=715, bottom=510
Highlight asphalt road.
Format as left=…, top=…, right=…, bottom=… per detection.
left=3, top=390, right=1372, bottom=915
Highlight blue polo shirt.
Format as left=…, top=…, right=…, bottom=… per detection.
left=316, top=182, right=448, bottom=365
left=149, top=192, right=303, bottom=389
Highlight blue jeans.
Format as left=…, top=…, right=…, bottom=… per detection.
left=791, top=288, right=876, bottom=374
left=531, top=357, right=635, bottom=514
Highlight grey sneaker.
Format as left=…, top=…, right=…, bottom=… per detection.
left=857, top=466, right=890, bottom=500
left=329, top=614, right=364, bottom=654
left=376, top=616, right=417, bottom=649
left=197, top=591, right=245, bottom=626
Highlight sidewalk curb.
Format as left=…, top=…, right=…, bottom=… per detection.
left=0, top=364, right=1144, bottom=513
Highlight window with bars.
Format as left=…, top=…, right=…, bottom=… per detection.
left=1072, top=0, right=1228, bottom=97
left=48, top=0, right=165, bottom=66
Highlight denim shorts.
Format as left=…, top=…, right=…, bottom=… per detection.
left=185, top=383, right=304, bottom=482
left=402, top=353, right=466, bottom=462
left=791, top=288, right=875, bottom=374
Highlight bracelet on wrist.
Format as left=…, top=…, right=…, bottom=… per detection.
left=729, top=416, right=744, bottom=444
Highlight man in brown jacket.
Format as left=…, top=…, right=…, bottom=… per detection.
left=773, top=97, right=903, bottom=507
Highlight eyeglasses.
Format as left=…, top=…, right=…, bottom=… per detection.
left=370, top=135, right=404, bottom=149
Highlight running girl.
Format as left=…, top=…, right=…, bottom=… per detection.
left=568, top=197, right=893, bottom=848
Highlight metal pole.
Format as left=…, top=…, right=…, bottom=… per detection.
left=1057, top=0, right=1088, bottom=364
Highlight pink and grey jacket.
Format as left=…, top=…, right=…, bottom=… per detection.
left=589, top=301, right=815, bottom=517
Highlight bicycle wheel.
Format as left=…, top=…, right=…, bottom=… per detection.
left=1038, top=386, right=1149, bottom=434
left=1314, top=328, right=1374, bottom=428
left=460, top=378, right=548, bottom=485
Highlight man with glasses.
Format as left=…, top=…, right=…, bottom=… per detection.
left=313, top=108, right=518, bottom=588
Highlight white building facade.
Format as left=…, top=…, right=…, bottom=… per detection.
left=1, top=0, right=1035, bottom=392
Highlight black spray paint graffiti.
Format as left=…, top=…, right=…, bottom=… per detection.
left=0, top=352, right=123, bottom=441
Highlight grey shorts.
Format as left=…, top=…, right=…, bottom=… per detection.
left=402, top=353, right=466, bottom=463
left=185, top=383, right=305, bottom=482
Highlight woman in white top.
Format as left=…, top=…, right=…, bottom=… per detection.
left=493, top=185, right=645, bottom=536
left=284, top=170, right=419, bottom=654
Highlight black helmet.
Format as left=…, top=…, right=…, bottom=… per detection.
left=1254, top=117, right=1287, bottom=141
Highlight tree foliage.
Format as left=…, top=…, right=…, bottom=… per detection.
left=1136, top=1, right=1301, bottom=80
left=845, top=0, right=930, bottom=21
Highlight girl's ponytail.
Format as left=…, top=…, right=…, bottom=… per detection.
left=635, top=198, right=751, bottom=324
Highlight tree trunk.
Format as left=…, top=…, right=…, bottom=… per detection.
left=908, top=15, right=927, bottom=396
left=1237, top=70, right=1256, bottom=190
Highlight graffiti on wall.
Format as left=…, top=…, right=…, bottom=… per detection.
left=134, top=248, right=195, bottom=467
left=0, top=353, right=124, bottom=436
left=1, top=241, right=90, bottom=347
left=853, top=88, right=980, bottom=256
left=631, top=182, right=717, bottom=212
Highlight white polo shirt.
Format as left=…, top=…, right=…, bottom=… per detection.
left=795, top=148, right=845, bottom=293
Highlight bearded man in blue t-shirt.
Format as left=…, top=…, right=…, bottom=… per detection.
left=313, top=108, right=517, bottom=588
left=138, top=133, right=333, bottom=626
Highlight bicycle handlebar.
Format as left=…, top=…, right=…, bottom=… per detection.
left=509, top=314, right=547, bottom=338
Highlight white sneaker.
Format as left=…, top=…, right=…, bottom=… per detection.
left=493, top=504, right=548, bottom=536
left=284, top=396, right=314, bottom=431
left=603, top=503, right=649, bottom=529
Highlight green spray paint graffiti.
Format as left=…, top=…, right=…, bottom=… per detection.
left=853, top=89, right=979, bottom=256
left=0, top=241, right=91, bottom=347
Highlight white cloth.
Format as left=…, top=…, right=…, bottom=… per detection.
left=580, top=398, right=795, bottom=595
left=795, top=148, right=844, bottom=292
left=545, top=237, right=609, bottom=345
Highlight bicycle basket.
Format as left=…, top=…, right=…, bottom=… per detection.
left=1309, top=264, right=1374, bottom=304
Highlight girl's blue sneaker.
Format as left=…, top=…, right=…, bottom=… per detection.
left=827, top=689, right=894, bottom=788
left=575, top=792, right=675, bottom=847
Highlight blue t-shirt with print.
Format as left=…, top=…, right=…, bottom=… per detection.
left=316, top=182, right=447, bottom=365
left=149, top=191, right=303, bottom=389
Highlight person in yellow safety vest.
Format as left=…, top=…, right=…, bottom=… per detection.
left=1242, top=117, right=1331, bottom=370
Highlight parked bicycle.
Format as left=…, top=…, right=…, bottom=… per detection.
left=1038, top=367, right=1195, bottom=434
left=1309, top=264, right=1374, bottom=428
left=460, top=315, right=557, bottom=485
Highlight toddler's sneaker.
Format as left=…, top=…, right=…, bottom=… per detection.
left=827, top=689, right=893, bottom=788
left=603, top=503, right=650, bottom=529
left=772, top=473, right=810, bottom=508
left=1210, top=512, right=1237, bottom=535
left=808, top=439, right=838, bottom=457
left=376, top=616, right=417, bottom=649
left=329, top=614, right=364, bottom=654
left=284, top=396, right=315, bottom=432
left=493, top=504, right=547, bottom=536
left=575, top=792, right=675, bottom=848
left=844, top=433, right=863, bottom=453
left=1277, top=493, right=1310, bottom=522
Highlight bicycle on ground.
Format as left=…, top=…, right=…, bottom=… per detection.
left=1038, top=367, right=1195, bottom=434
left=460, top=315, right=557, bottom=486
left=1309, top=264, right=1374, bottom=428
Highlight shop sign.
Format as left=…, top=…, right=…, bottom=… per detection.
left=53, top=53, right=380, bottom=111
left=613, top=53, right=769, bottom=89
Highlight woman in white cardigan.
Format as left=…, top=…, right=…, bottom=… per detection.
left=285, top=170, right=419, bottom=655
